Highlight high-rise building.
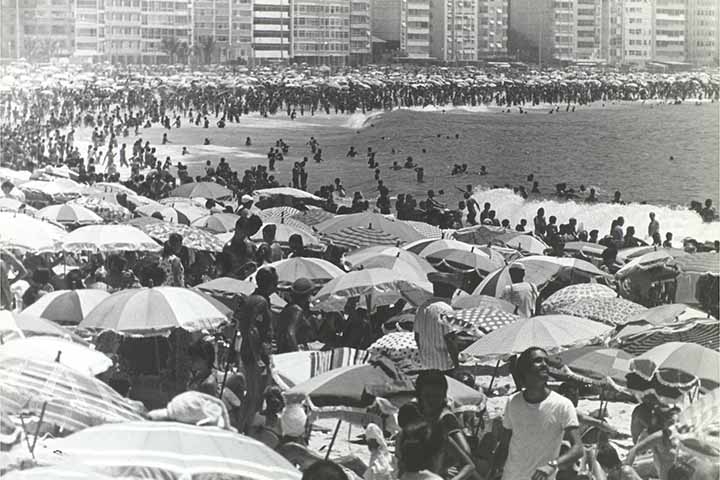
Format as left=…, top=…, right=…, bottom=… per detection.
left=105, top=0, right=142, bottom=64
left=430, top=0, right=480, bottom=62
left=3, top=0, right=76, bottom=61
left=613, top=0, right=653, bottom=64
left=652, top=0, right=687, bottom=62
left=575, top=0, right=603, bottom=59
left=192, top=0, right=253, bottom=64
left=140, top=0, right=191, bottom=63
left=350, top=0, right=372, bottom=64
left=290, top=0, right=350, bottom=65
left=74, top=0, right=106, bottom=61
left=370, top=0, right=430, bottom=59
left=509, top=0, right=575, bottom=63
left=477, top=0, right=508, bottom=58
left=686, top=0, right=719, bottom=65
left=252, top=0, right=290, bottom=62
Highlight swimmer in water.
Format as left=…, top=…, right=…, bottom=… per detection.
left=479, top=166, right=487, bottom=176
left=531, top=181, right=540, bottom=194
left=586, top=188, right=598, bottom=203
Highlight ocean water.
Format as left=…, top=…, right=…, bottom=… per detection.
left=75, top=100, right=719, bottom=241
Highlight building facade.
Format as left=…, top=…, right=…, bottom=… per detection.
left=509, top=0, right=575, bottom=63
left=430, top=0, right=480, bottom=62
left=105, top=0, right=142, bottom=63
left=685, top=0, right=718, bottom=64
left=192, top=0, right=253, bottom=63
left=139, top=0, right=191, bottom=63
left=350, top=0, right=372, bottom=63
left=477, top=0, right=508, bottom=58
left=253, top=0, right=290, bottom=61
left=74, top=0, right=106, bottom=60
left=0, top=0, right=75, bottom=60
left=652, top=0, right=687, bottom=61
left=290, top=0, right=350, bottom=65
left=575, top=0, right=603, bottom=59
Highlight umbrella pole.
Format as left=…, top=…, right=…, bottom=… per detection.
left=487, top=358, right=501, bottom=393
left=18, top=414, right=35, bottom=457
left=219, top=325, right=238, bottom=399
left=30, top=401, right=47, bottom=454
left=325, top=419, right=342, bottom=460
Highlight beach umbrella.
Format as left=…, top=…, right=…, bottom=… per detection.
left=195, top=277, right=287, bottom=312
left=80, top=287, right=231, bottom=336
left=617, top=246, right=660, bottom=264
left=367, top=331, right=420, bottom=368
left=672, top=252, right=720, bottom=275
left=453, top=226, right=548, bottom=255
left=346, top=251, right=435, bottom=284
left=169, top=181, right=233, bottom=200
left=36, top=204, right=103, bottom=226
left=62, top=225, right=161, bottom=252
left=290, top=208, right=335, bottom=227
left=613, top=318, right=720, bottom=355
left=125, top=215, right=164, bottom=228
left=254, top=187, right=323, bottom=206
left=249, top=222, right=321, bottom=246
left=1, top=467, right=117, bottom=479
left=68, top=196, right=132, bottom=223
left=426, top=248, right=505, bottom=273
left=21, top=289, right=110, bottom=325
left=541, top=283, right=618, bottom=313
left=315, top=212, right=423, bottom=244
left=545, top=296, right=647, bottom=326
left=17, top=180, right=83, bottom=203
left=552, top=347, right=633, bottom=385
left=563, top=241, right=607, bottom=259
left=321, top=225, right=402, bottom=250
left=45, top=421, right=301, bottom=480
left=474, top=256, right=605, bottom=297
left=91, top=182, right=138, bottom=197
left=615, top=250, right=677, bottom=279
left=462, top=314, right=613, bottom=358
left=0, top=337, right=112, bottom=376
left=312, top=268, right=433, bottom=312
left=259, top=206, right=303, bottom=222
left=0, top=355, right=145, bottom=434
left=135, top=203, right=208, bottom=225
left=441, top=306, right=521, bottom=338
left=344, top=245, right=427, bottom=269
left=0, top=197, right=33, bottom=213
left=136, top=222, right=225, bottom=252
left=404, top=238, right=479, bottom=257
left=0, top=310, right=86, bottom=343
left=272, top=348, right=371, bottom=388
left=0, top=212, right=67, bottom=252
left=403, top=220, right=447, bottom=239
left=450, top=293, right=516, bottom=312
left=621, top=303, right=712, bottom=327
left=245, top=257, right=343, bottom=286
left=191, top=212, right=241, bottom=233
left=630, top=342, right=720, bottom=393
left=0, top=167, right=31, bottom=185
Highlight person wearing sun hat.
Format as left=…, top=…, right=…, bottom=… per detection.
left=237, top=193, right=255, bottom=218
left=500, top=262, right=538, bottom=318
left=414, top=271, right=464, bottom=374
left=277, top=277, right=316, bottom=353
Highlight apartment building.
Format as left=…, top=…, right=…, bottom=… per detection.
left=0, top=0, right=75, bottom=60
left=430, top=0, right=480, bottom=62
left=192, top=0, right=253, bottom=63
left=291, top=0, right=350, bottom=65
left=349, top=0, right=372, bottom=64
left=575, top=0, right=602, bottom=59
left=477, top=0, right=508, bottom=59
left=105, top=0, right=142, bottom=63
left=653, top=0, right=687, bottom=61
left=509, top=0, right=575, bottom=63
left=140, top=0, right=191, bottom=63
left=686, top=0, right=718, bottom=64
left=253, top=0, right=290, bottom=61
left=74, top=0, right=106, bottom=59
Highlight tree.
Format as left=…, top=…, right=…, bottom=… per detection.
left=175, top=41, right=189, bottom=65
left=26, top=37, right=60, bottom=62
left=199, top=36, right=216, bottom=64
left=160, top=36, right=182, bottom=64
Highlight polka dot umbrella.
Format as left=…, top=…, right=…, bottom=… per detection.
left=367, top=331, right=420, bottom=367
left=541, top=283, right=618, bottom=313
left=547, top=296, right=647, bottom=326
left=441, top=306, right=521, bottom=338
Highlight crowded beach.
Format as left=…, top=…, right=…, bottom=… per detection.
left=0, top=62, right=719, bottom=480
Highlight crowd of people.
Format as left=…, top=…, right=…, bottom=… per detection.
left=0, top=62, right=718, bottom=480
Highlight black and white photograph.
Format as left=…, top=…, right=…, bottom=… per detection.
left=0, top=0, right=718, bottom=479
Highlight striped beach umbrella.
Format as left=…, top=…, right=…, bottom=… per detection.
left=137, top=222, right=225, bottom=252
left=50, top=421, right=301, bottom=480
left=0, top=310, right=86, bottom=343
left=630, top=342, right=720, bottom=393
left=613, top=318, right=720, bottom=355
left=345, top=249, right=436, bottom=284
left=322, top=225, right=401, bottom=250
left=37, top=204, right=103, bottom=226
left=289, top=208, right=335, bottom=227
left=259, top=206, right=303, bottom=222
left=315, top=212, right=423, bottom=244
left=245, top=257, right=344, bottom=285
left=442, top=306, right=521, bottom=338
left=68, top=196, right=131, bottom=223
left=403, top=238, right=477, bottom=257
left=80, top=287, right=231, bottom=336
left=169, top=181, right=233, bottom=200
left=0, top=355, right=145, bottom=434
left=21, top=289, right=110, bottom=325
left=622, top=303, right=712, bottom=327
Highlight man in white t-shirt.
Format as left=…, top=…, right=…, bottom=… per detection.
left=492, top=347, right=583, bottom=480
left=500, top=263, right=538, bottom=317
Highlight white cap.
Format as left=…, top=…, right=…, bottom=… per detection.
left=241, top=194, right=253, bottom=204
